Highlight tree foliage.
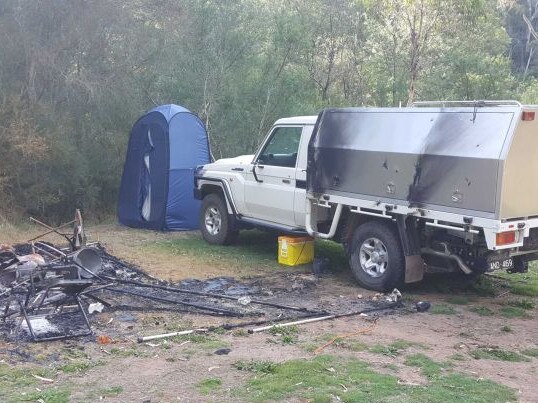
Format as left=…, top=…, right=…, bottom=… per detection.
left=0, top=0, right=536, bottom=221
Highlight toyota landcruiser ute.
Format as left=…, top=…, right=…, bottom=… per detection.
left=195, top=101, right=538, bottom=291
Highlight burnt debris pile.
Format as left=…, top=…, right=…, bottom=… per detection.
left=1, top=240, right=323, bottom=342
left=1, top=211, right=400, bottom=343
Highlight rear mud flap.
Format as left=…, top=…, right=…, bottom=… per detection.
left=397, top=216, right=425, bottom=283
left=405, top=255, right=424, bottom=283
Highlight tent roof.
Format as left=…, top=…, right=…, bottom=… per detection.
left=149, top=104, right=192, bottom=123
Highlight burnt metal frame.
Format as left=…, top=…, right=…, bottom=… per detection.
left=17, top=294, right=92, bottom=342
left=13, top=267, right=94, bottom=342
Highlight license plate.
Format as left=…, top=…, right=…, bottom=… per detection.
left=489, top=258, right=514, bottom=271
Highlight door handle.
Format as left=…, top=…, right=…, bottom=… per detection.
left=282, top=179, right=291, bottom=184
left=232, top=167, right=244, bottom=172
left=257, top=165, right=265, bottom=169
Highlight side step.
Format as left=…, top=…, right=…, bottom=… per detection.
left=239, top=217, right=307, bottom=235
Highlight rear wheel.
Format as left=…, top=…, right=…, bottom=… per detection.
left=200, top=193, right=238, bottom=245
left=349, top=221, right=405, bottom=291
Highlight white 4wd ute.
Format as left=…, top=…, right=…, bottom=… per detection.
left=195, top=116, right=316, bottom=242
left=195, top=102, right=538, bottom=291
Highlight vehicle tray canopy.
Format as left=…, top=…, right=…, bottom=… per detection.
left=307, top=104, right=538, bottom=220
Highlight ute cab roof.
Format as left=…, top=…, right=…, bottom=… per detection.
left=274, top=116, right=318, bottom=125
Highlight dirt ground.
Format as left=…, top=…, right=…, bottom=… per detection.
left=1, top=224, right=537, bottom=402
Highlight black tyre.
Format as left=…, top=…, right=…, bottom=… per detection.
left=349, top=220, right=405, bottom=292
left=200, top=193, right=238, bottom=245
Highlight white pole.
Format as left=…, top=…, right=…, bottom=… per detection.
left=137, top=328, right=208, bottom=343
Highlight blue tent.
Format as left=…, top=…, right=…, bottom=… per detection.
left=118, top=104, right=210, bottom=230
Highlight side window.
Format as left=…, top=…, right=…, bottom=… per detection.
left=257, top=126, right=303, bottom=168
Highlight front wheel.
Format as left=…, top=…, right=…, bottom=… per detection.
left=349, top=221, right=405, bottom=292
left=200, top=193, right=238, bottom=245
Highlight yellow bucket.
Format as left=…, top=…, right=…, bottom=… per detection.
left=278, top=236, right=314, bottom=266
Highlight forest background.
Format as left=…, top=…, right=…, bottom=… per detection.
left=1, top=0, right=538, bottom=222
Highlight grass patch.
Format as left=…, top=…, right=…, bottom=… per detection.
left=449, top=353, right=467, bottom=361
left=309, top=333, right=369, bottom=353
left=160, top=342, right=171, bottom=350
left=506, top=298, right=535, bottom=310
left=501, top=325, right=512, bottom=332
left=181, top=349, right=196, bottom=359
left=233, top=360, right=279, bottom=374
left=500, top=306, right=531, bottom=318
left=405, top=353, right=450, bottom=378
left=212, top=326, right=226, bottom=335
left=173, top=333, right=230, bottom=349
left=370, top=339, right=416, bottom=357
left=521, top=348, right=538, bottom=358
left=383, top=363, right=399, bottom=372
left=58, top=360, right=101, bottom=374
left=109, top=347, right=150, bottom=358
left=470, top=347, right=530, bottom=362
left=140, top=314, right=194, bottom=333
left=197, top=378, right=222, bottom=395
left=234, top=354, right=516, bottom=402
left=430, top=303, right=457, bottom=315
left=280, top=334, right=297, bottom=344
left=98, top=386, right=123, bottom=397
left=330, top=339, right=368, bottom=352
left=150, top=230, right=349, bottom=272
left=174, top=333, right=213, bottom=343
left=85, top=386, right=123, bottom=400
left=468, top=276, right=498, bottom=297
left=404, top=353, right=517, bottom=401
left=469, top=306, right=495, bottom=316
left=163, top=321, right=194, bottom=332
left=446, top=296, right=472, bottom=305
left=0, top=364, right=70, bottom=403
left=153, top=231, right=280, bottom=269
left=314, top=240, right=349, bottom=272
left=493, top=266, right=538, bottom=297
left=24, top=388, right=71, bottom=403
left=268, top=325, right=299, bottom=344
left=510, top=282, right=538, bottom=297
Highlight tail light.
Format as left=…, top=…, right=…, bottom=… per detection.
left=496, top=231, right=516, bottom=246
left=522, top=111, right=535, bottom=121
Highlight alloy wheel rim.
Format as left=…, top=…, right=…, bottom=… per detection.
left=359, top=237, right=388, bottom=278
left=204, top=207, right=222, bottom=235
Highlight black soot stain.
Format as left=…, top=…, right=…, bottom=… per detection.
left=407, top=113, right=469, bottom=207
